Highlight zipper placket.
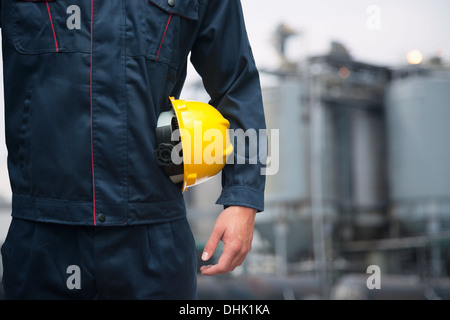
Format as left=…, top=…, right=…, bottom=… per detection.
left=90, top=0, right=97, bottom=225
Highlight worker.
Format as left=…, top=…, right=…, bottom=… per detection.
left=0, top=0, right=266, bottom=300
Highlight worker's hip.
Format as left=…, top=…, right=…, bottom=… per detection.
left=1, top=217, right=198, bottom=300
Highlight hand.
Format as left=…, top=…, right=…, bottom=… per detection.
left=200, top=206, right=257, bottom=276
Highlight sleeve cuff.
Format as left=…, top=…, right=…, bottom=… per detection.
left=215, top=185, right=264, bottom=213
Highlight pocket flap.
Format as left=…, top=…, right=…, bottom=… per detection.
left=148, top=0, right=199, bottom=20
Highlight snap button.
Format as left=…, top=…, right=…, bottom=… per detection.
left=168, top=0, right=175, bottom=7
left=98, top=213, right=106, bottom=222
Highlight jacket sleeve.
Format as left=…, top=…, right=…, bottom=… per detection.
left=190, top=0, right=267, bottom=212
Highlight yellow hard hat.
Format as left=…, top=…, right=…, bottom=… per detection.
left=155, top=97, right=234, bottom=192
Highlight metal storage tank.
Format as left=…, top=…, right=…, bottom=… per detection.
left=386, top=70, right=450, bottom=235
left=255, top=75, right=342, bottom=264
left=262, top=79, right=309, bottom=205
left=256, top=79, right=314, bottom=264
left=351, top=107, right=387, bottom=212
left=261, top=77, right=340, bottom=209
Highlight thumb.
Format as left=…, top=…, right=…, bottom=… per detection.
left=202, top=227, right=223, bottom=262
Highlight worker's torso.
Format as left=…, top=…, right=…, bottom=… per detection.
left=1, top=0, right=203, bottom=225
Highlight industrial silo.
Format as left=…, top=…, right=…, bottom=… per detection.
left=263, top=79, right=309, bottom=204
left=386, top=69, right=450, bottom=236
left=256, top=78, right=314, bottom=265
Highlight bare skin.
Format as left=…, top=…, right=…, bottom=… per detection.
left=200, top=205, right=257, bottom=276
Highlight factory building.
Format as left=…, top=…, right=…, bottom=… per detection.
left=187, top=43, right=450, bottom=299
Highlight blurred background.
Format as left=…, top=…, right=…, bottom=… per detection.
left=1, top=0, right=450, bottom=300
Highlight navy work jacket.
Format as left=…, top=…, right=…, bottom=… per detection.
left=0, top=0, right=266, bottom=226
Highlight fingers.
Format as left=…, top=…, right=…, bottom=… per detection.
left=200, top=239, right=251, bottom=276
left=201, top=226, right=223, bottom=264
left=200, top=246, right=233, bottom=276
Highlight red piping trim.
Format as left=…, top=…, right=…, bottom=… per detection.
left=155, top=13, right=172, bottom=61
left=46, top=2, right=59, bottom=52
left=90, top=0, right=96, bottom=226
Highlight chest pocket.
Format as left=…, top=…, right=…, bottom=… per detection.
left=12, top=0, right=91, bottom=54
left=127, top=0, right=199, bottom=69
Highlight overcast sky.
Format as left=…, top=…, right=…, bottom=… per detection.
left=241, top=0, right=450, bottom=68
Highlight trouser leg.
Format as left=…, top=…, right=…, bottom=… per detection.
left=1, top=218, right=96, bottom=299
left=94, top=218, right=198, bottom=300
left=1, top=217, right=198, bottom=300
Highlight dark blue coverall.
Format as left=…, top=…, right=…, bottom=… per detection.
left=0, top=0, right=266, bottom=299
